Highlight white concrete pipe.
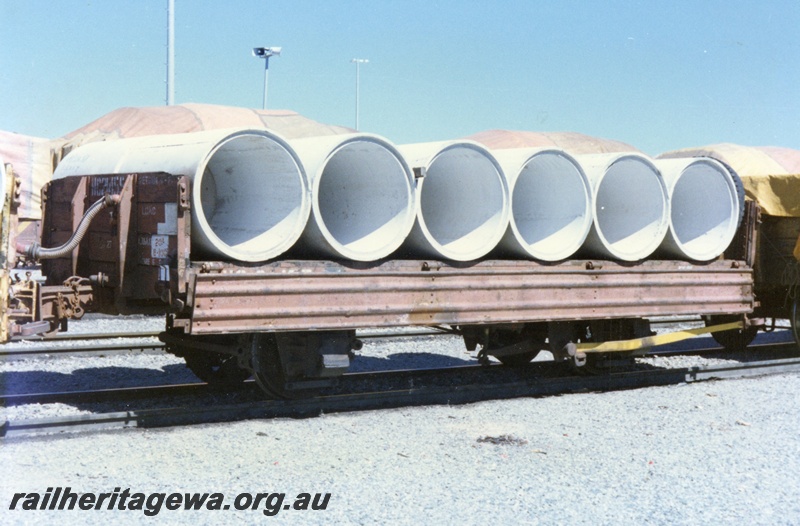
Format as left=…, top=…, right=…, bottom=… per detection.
left=288, top=134, right=416, bottom=261
left=577, top=153, right=669, bottom=261
left=654, top=157, right=740, bottom=261
left=492, top=148, right=592, bottom=261
left=399, top=141, right=510, bottom=261
left=52, top=128, right=310, bottom=262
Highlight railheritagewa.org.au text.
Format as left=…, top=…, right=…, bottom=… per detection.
left=9, top=487, right=331, bottom=517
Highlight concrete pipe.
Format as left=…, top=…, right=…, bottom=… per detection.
left=399, top=141, right=510, bottom=261
left=654, top=157, right=740, bottom=261
left=577, top=153, right=669, bottom=261
left=492, top=148, right=592, bottom=261
left=52, top=128, right=309, bottom=262
left=289, top=134, right=416, bottom=261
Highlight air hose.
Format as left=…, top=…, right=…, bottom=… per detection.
left=20, top=194, right=120, bottom=260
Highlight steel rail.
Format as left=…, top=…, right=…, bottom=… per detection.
left=647, top=337, right=796, bottom=356
left=0, top=340, right=165, bottom=361
left=0, top=362, right=511, bottom=407
left=6, top=317, right=702, bottom=343
left=1, top=382, right=214, bottom=406
left=3, top=355, right=800, bottom=439
left=12, top=318, right=788, bottom=343
left=3, top=320, right=692, bottom=345
left=25, top=330, right=162, bottom=342
left=0, top=332, right=452, bottom=361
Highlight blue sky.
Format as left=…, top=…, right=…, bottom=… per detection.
left=1, top=0, right=798, bottom=155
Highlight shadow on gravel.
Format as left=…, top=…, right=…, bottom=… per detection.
left=4, top=331, right=794, bottom=396
left=0, top=364, right=199, bottom=394
left=6, top=333, right=794, bottom=398
left=349, top=352, right=475, bottom=372
left=4, top=330, right=796, bottom=429
left=655, top=331, right=797, bottom=362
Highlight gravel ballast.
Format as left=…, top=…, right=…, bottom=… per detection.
left=1, top=317, right=799, bottom=525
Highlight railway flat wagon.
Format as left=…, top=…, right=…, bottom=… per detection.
left=1, top=163, right=767, bottom=398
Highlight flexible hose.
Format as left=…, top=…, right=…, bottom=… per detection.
left=21, top=194, right=121, bottom=260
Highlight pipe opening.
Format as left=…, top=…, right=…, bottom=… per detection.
left=418, top=147, right=508, bottom=260
left=511, top=152, right=591, bottom=260
left=315, top=140, right=413, bottom=260
left=593, top=157, right=668, bottom=260
left=669, top=160, right=737, bottom=260
left=197, top=133, right=307, bottom=261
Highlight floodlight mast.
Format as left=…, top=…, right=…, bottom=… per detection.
left=253, top=46, right=282, bottom=109
left=351, top=58, right=368, bottom=130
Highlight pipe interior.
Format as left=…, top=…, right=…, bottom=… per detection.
left=316, top=141, right=411, bottom=254
left=198, top=134, right=306, bottom=255
left=594, top=158, right=666, bottom=258
left=670, top=161, right=736, bottom=258
left=513, top=153, right=589, bottom=257
left=419, top=148, right=506, bottom=257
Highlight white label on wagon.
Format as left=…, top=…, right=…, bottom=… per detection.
left=151, top=235, right=170, bottom=259
left=157, top=202, right=178, bottom=235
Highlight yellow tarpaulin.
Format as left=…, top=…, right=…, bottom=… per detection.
left=794, top=234, right=800, bottom=262
left=659, top=143, right=800, bottom=218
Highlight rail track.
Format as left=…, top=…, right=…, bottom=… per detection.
left=0, top=327, right=466, bottom=361
left=6, top=316, right=716, bottom=342
left=0, top=360, right=537, bottom=407
left=0, top=340, right=165, bottom=360
left=3, top=343, right=799, bottom=439
left=1, top=328, right=794, bottom=362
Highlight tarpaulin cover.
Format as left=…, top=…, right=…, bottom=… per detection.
left=659, top=143, right=800, bottom=217
left=465, top=129, right=641, bottom=155
left=1, top=103, right=353, bottom=220
left=53, top=103, right=354, bottom=165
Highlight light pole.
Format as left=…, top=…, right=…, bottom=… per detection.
left=253, top=46, right=282, bottom=109
left=166, top=0, right=175, bottom=105
left=351, top=58, right=368, bottom=130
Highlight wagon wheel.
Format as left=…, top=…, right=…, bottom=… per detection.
left=183, top=349, right=251, bottom=387
left=486, top=325, right=544, bottom=367
left=495, top=350, right=541, bottom=366
left=250, top=333, right=318, bottom=399
left=703, top=315, right=758, bottom=352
